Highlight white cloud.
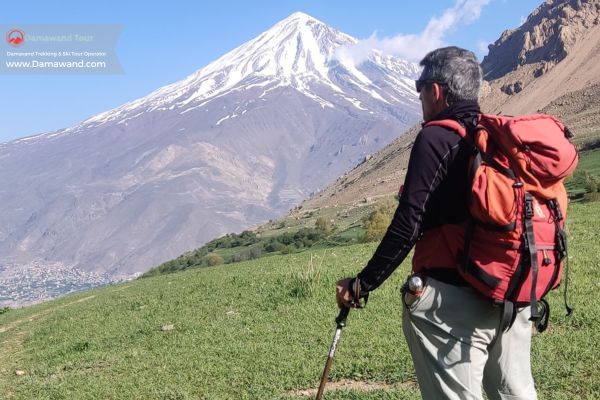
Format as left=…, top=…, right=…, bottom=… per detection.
left=334, top=0, right=491, bottom=65
left=477, top=39, right=490, bottom=58
left=520, top=15, right=527, bottom=26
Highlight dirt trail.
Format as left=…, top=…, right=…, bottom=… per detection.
left=0, top=285, right=132, bottom=362
left=287, top=378, right=417, bottom=397
left=0, top=294, right=97, bottom=334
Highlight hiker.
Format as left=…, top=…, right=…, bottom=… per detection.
left=336, top=47, right=539, bottom=400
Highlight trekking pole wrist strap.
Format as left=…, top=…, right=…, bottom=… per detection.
left=348, top=277, right=368, bottom=308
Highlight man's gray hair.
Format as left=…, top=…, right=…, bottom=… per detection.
left=419, top=46, right=482, bottom=104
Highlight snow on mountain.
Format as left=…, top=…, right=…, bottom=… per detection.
left=10, top=12, right=418, bottom=140
left=0, top=12, right=421, bottom=305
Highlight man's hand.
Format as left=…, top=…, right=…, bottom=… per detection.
left=336, top=278, right=356, bottom=309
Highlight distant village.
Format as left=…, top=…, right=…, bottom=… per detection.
left=0, top=261, right=113, bottom=308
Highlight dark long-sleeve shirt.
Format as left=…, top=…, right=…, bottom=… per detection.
left=357, top=100, right=480, bottom=293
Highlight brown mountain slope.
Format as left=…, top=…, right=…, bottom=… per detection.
left=299, top=125, right=419, bottom=211
left=481, top=0, right=600, bottom=116
left=540, top=82, right=600, bottom=145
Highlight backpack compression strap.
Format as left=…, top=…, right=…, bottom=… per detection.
left=524, top=193, right=541, bottom=322
left=548, top=199, right=573, bottom=317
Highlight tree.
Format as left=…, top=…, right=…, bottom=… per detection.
left=264, top=241, right=284, bottom=253
left=205, top=252, right=224, bottom=266
left=315, top=216, right=332, bottom=235
left=361, top=199, right=396, bottom=242
left=362, top=210, right=390, bottom=242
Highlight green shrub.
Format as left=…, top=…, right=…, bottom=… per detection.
left=566, top=169, right=600, bottom=196
left=264, top=241, right=285, bottom=253
left=287, top=253, right=322, bottom=298
left=204, top=230, right=259, bottom=250
left=582, top=192, right=600, bottom=203
left=205, top=252, right=224, bottom=266
left=361, top=199, right=397, bottom=242
left=280, top=245, right=294, bottom=254
left=279, top=232, right=294, bottom=245
left=315, top=216, right=332, bottom=235
left=231, top=247, right=263, bottom=263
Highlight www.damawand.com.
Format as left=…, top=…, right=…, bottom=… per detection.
left=5, top=60, right=107, bottom=68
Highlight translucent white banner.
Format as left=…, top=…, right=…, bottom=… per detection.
left=1, top=24, right=123, bottom=74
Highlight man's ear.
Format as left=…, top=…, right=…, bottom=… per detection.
left=432, top=82, right=445, bottom=103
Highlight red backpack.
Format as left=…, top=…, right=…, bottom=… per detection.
left=425, top=113, right=578, bottom=330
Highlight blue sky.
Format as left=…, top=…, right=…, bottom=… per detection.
left=0, top=0, right=541, bottom=143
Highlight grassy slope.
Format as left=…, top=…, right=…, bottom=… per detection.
left=565, top=149, right=600, bottom=198
left=1, top=202, right=599, bottom=399
left=577, top=149, right=600, bottom=175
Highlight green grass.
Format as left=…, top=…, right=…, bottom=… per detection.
left=0, top=202, right=599, bottom=399
left=577, top=149, right=600, bottom=176
left=565, top=149, right=600, bottom=198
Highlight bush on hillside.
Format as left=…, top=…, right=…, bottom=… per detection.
left=582, top=192, right=600, bottom=203
left=231, top=247, right=262, bottom=263
left=280, top=245, right=295, bottom=254
left=263, top=227, right=324, bottom=253
left=143, top=221, right=332, bottom=278
left=206, top=252, right=224, bottom=266
left=315, top=216, right=333, bottom=235
left=566, top=170, right=600, bottom=195
left=151, top=259, right=189, bottom=276
left=264, top=241, right=285, bottom=253
left=586, top=177, right=599, bottom=193
left=361, top=199, right=397, bottom=243
left=204, top=230, right=259, bottom=251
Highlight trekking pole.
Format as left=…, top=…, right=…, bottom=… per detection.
left=315, top=306, right=349, bottom=400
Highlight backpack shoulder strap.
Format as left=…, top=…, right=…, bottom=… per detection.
left=424, top=119, right=467, bottom=139
left=424, top=112, right=481, bottom=139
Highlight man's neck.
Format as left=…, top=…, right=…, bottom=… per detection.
left=429, top=100, right=480, bottom=122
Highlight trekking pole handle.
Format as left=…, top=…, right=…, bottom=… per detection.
left=335, top=306, right=350, bottom=327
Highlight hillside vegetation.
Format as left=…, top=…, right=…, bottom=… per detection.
left=144, top=149, right=600, bottom=278
left=0, top=202, right=598, bottom=399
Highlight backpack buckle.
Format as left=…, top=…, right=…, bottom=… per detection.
left=549, top=199, right=563, bottom=221
left=524, top=194, right=534, bottom=219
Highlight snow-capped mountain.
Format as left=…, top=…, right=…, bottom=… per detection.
left=59, top=12, right=418, bottom=130
left=0, top=12, right=421, bottom=304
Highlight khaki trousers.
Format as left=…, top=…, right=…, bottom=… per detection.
left=402, top=277, right=537, bottom=400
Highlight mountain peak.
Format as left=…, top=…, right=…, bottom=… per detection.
left=272, top=12, right=331, bottom=33
left=279, top=11, right=324, bottom=24
left=247, top=11, right=355, bottom=66
left=176, top=11, right=358, bottom=100
left=78, top=11, right=417, bottom=130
